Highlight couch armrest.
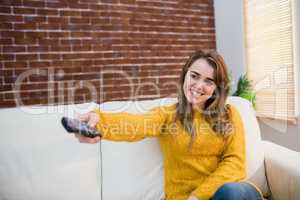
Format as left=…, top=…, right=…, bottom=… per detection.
left=262, top=141, right=300, bottom=200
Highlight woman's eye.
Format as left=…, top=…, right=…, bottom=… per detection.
left=190, top=74, right=198, bottom=79
left=205, top=79, right=214, bottom=86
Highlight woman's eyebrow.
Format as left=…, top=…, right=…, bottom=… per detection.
left=190, top=71, right=214, bottom=81
left=190, top=70, right=200, bottom=76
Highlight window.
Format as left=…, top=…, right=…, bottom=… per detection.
left=244, top=0, right=297, bottom=122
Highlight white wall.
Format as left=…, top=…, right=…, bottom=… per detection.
left=214, top=0, right=246, bottom=91
left=214, top=0, right=300, bottom=152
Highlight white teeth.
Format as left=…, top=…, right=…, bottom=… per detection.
left=191, top=90, right=203, bottom=97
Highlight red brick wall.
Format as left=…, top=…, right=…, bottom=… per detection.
left=0, top=0, right=216, bottom=108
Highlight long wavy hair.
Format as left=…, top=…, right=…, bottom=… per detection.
left=176, top=50, right=232, bottom=146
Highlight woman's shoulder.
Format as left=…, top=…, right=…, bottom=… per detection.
left=150, top=103, right=177, bottom=114
left=226, top=103, right=239, bottom=114
left=226, top=103, right=243, bottom=124
left=150, top=103, right=177, bottom=120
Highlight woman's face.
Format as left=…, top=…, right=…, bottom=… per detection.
left=183, top=58, right=216, bottom=110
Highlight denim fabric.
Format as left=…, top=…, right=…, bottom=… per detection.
left=211, top=182, right=262, bottom=200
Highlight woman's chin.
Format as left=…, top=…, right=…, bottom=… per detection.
left=186, top=94, right=206, bottom=106
left=187, top=98, right=205, bottom=109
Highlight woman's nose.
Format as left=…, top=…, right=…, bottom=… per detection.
left=193, top=79, right=205, bottom=89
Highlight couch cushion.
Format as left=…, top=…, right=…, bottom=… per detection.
left=227, top=97, right=270, bottom=197
left=99, top=98, right=176, bottom=200
left=0, top=103, right=102, bottom=200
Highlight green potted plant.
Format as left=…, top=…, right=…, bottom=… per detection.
left=232, top=74, right=256, bottom=108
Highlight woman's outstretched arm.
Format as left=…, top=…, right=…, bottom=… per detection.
left=95, top=106, right=167, bottom=142
left=74, top=106, right=171, bottom=143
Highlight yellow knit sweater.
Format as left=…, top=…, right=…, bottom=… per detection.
left=94, top=104, right=255, bottom=200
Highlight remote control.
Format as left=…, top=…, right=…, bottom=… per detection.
left=61, top=117, right=101, bottom=138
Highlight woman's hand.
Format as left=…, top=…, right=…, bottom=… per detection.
left=187, top=195, right=199, bottom=200
left=74, top=112, right=101, bottom=144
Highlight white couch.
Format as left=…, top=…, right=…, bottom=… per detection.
left=0, top=96, right=299, bottom=200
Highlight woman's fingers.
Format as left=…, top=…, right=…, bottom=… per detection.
left=78, top=113, right=90, bottom=123
left=74, top=112, right=101, bottom=144
left=78, top=112, right=99, bottom=128
left=74, top=134, right=101, bottom=144
left=87, top=115, right=98, bottom=127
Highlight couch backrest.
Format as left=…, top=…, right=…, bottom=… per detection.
left=0, top=103, right=102, bottom=200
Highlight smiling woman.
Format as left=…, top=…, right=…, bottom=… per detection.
left=72, top=50, right=263, bottom=200
left=184, top=59, right=217, bottom=109
left=177, top=51, right=232, bottom=148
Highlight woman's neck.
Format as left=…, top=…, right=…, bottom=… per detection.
left=192, top=103, right=205, bottom=112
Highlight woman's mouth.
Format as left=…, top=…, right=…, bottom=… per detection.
left=190, top=89, right=203, bottom=98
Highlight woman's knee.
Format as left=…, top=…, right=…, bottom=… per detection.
left=212, top=182, right=242, bottom=200
left=211, top=182, right=261, bottom=200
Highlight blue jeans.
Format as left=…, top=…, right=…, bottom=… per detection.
left=211, top=182, right=262, bottom=200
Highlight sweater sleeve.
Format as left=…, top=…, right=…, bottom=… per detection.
left=192, top=106, right=246, bottom=200
left=94, top=106, right=168, bottom=142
